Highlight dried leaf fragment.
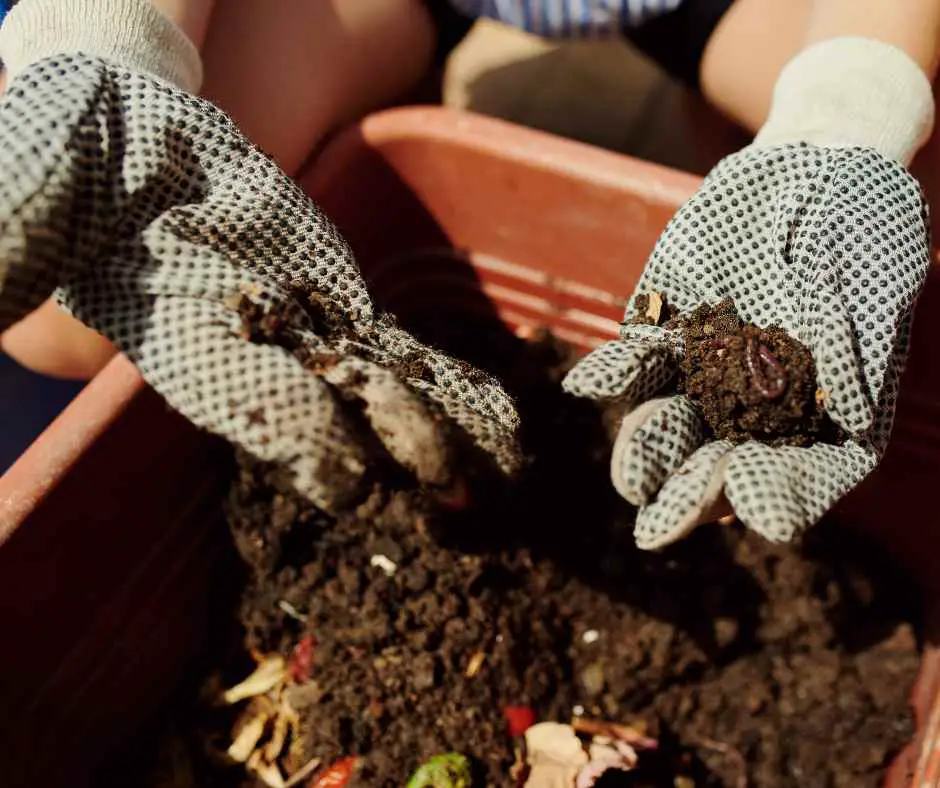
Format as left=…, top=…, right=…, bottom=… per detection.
left=370, top=554, right=398, bottom=576
left=247, top=749, right=286, bottom=788
left=227, top=710, right=271, bottom=763
left=278, top=600, right=306, bottom=622
left=575, top=738, right=638, bottom=787
left=283, top=756, right=322, bottom=788
left=646, top=291, right=664, bottom=325
left=224, top=655, right=287, bottom=704
left=465, top=651, right=486, bottom=678
left=263, top=699, right=297, bottom=763
left=523, top=722, right=588, bottom=788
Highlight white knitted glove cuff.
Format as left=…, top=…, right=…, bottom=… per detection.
left=0, top=0, right=202, bottom=92
left=752, top=37, right=935, bottom=167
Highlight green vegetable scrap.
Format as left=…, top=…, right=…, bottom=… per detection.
left=405, top=753, right=473, bottom=788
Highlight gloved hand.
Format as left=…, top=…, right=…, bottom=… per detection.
left=564, top=37, right=934, bottom=549
left=0, top=0, right=521, bottom=512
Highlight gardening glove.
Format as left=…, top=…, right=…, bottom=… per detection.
left=563, top=37, right=933, bottom=549
left=0, top=0, right=522, bottom=512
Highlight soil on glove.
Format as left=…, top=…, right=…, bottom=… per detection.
left=634, top=296, right=840, bottom=447
left=130, top=317, right=920, bottom=788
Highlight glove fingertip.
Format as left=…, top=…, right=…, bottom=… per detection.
left=563, top=338, right=675, bottom=403
left=610, top=396, right=704, bottom=506
left=610, top=399, right=669, bottom=505
left=723, top=442, right=875, bottom=544
left=631, top=442, right=732, bottom=550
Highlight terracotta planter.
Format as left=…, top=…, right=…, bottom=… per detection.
left=1, top=106, right=938, bottom=786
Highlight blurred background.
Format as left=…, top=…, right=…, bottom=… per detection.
left=443, top=19, right=746, bottom=172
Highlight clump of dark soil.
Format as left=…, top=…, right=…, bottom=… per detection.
left=220, top=451, right=920, bottom=788
left=634, top=296, right=839, bottom=447
left=129, top=300, right=920, bottom=788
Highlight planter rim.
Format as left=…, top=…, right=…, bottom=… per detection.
left=0, top=355, right=145, bottom=544
left=309, top=105, right=702, bottom=206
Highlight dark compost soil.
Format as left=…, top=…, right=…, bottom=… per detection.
left=134, top=301, right=920, bottom=788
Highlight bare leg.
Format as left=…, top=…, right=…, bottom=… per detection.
left=0, top=60, right=115, bottom=379
left=1, top=301, right=117, bottom=380
left=700, top=0, right=814, bottom=134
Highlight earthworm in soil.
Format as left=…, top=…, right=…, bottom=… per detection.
left=745, top=337, right=787, bottom=399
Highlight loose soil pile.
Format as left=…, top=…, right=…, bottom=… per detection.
left=129, top=304, right=920, bottom=788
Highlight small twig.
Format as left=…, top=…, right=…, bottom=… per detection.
left=278, top=600, right=306, bottom=623
left=284, top=757, right=322, bottom=788
left=571, top=717, right=658, bottom=750
left=465, top=651, right=486, bottom=678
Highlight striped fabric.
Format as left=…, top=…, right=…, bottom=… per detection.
left=446, top=0, right=686, bottom=38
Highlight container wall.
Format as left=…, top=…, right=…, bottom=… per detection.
left=0, top=359, right=232, bottom=787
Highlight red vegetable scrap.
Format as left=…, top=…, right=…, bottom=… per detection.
left=289, top=636, right=315, bottom=684
left=437, top=476, right=471, bottom=511
left=309, top=756, right=359, bottom=788
left=503, top=705, right=536, bottom=738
